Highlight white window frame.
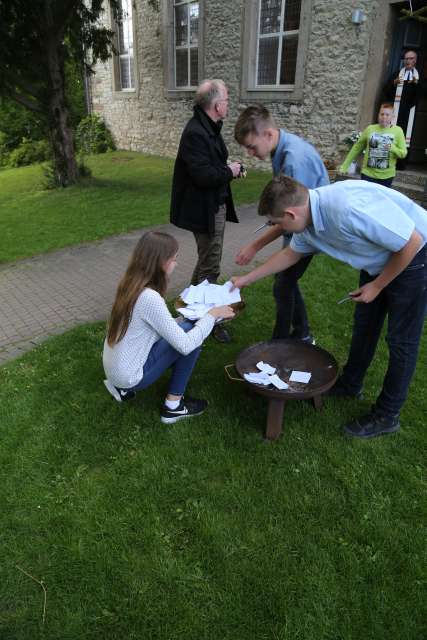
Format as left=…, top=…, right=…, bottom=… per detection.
left=174, top=0, right=199, bottom=89
left=163, top=0, right=204, bottom=98
left=112, top=0, right=137, bottom=94
left=241, top=0, right=312, bottom=102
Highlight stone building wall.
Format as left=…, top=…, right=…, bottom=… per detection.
left=91, top=0, right=383, bottom=167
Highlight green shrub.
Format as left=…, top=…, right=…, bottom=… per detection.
left=75, top=113, right=116, bottom=154
left=8, top=137, right=51, bottom=167
left=0, top=131, right=9, bottom=166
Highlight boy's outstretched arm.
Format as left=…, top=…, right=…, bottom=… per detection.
left=235, top=225, right=283, bottom=265
left=350, top=230, right=424, bottom=303
left=231, top=246, right=304, bottom=290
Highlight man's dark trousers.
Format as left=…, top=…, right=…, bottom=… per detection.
left=340, top=247, right=426, bottom=417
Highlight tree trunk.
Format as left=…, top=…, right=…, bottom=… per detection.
left=46, top=34, right=78, bottom=186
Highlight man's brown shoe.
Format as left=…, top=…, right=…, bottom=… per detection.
left=212, top=324, right=232, bottom=344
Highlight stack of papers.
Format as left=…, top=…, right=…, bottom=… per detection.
left=177, top=280, right=241, bottom=320
left=243, top=361, right=312, bottom=389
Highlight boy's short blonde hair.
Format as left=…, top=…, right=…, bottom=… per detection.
left=234, top=105, right=276, bottom=144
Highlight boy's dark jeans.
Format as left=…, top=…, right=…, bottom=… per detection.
left=340, top=246, right=426, bottom=417
left=272, top=254, right=313, bottom=339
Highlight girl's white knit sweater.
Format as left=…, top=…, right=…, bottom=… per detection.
left=103, top=287, right=215, bottom=388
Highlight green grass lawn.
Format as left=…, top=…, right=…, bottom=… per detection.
left=0, top=152, right=270, bottom=263
left=1, top=258, right=425, bottom=639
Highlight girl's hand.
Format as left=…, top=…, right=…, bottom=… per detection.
left=209, top=305, right=235, bottom=320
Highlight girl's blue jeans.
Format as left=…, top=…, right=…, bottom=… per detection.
left=126, top=320, right=202, bottom=397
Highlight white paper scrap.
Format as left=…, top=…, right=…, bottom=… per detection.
left=243, top=372, right=271, bottom=385
left=256, top=361, right=276, bottom=375
left=176, top=303, right=214, bottom=320
left=289, top=370, right=312, bottom=384
left=204, top=284, right=223, bottom=304
left=180, top=280, right=241, bottom=307
left=269, top=374, right=289, bottom=390
left=222, top=281, right=241, bottom=304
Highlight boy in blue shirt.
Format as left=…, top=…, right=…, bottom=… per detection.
left=231, top=176, right=426, bottom=438
left=234, top=105, right=329, bottom=343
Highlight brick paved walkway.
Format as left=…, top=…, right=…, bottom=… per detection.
left=0, top=204, right=280, bottom=365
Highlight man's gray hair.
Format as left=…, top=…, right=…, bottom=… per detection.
left=195, top=79, right=226, bottom=110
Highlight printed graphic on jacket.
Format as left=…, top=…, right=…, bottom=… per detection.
left=367, top=132, right=394, bottom=170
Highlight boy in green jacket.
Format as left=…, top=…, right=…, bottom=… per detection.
left=339, top=103, right=407, bottom=187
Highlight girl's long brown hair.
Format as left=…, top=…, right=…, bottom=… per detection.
left=107, top=231, right=179, bottom=346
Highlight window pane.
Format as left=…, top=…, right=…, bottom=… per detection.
left=280, top=34, right=298, bottom=84
left=120, top=57, right=131, bottom=89
left=259, top=0, right=282, bottom=35
left=175, top=5, right=188, bottom=47
left=190, top=48, right=198, bottom=86
left=129, top=54, right=135, bottom=88
left=284, top=0, right=301, bottom=31
left=257, top=36, right=279, bottom=84
left=176, top=49, right=188, bottom=86
left=190, top=3, right=199, bottom=44
left=117, top=0, right=134, bottom=89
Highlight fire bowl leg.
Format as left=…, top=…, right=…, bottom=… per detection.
left=265, top=398, right=286, bottom=441
left=313, top=394, right=323, bottom=411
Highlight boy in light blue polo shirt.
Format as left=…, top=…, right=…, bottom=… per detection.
left=234, top=105, right=329, bottom=344
left=231, top=176, right=426, bottom=439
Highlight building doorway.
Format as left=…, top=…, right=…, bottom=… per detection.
left=385, top=1, right=427, bottom=165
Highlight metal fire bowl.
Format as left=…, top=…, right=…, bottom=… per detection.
left=235, top=339, right=338, bottom=400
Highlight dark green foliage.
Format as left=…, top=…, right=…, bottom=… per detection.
left=75, top=114, right=116, bottom=155
left=0, top=0, right=120, bottom=185
left=0, top=97, right=47, bottom=151
left=64, top=58, right=86, bottom=130
left=7, top=138, right=51, bottom=167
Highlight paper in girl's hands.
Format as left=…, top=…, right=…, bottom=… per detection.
left=289, top=370, right=312, bottom=384
left=177, top=280, right=241, bottom=320
left=177, top=304, right=213, bottom=320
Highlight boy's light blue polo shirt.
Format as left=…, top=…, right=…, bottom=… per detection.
left=290, top=180, right=427, bottom=275
left=272, top=129, right=330, bottom=187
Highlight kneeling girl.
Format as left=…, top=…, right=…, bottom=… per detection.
left=103, top=231, right=234, bottom=423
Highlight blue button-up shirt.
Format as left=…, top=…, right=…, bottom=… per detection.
left=272, top=129, right=330, bottom=188
left=290, top=180, right=427, bottom=275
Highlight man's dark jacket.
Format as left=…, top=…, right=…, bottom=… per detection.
left=170, top=105, right=238, bottom=234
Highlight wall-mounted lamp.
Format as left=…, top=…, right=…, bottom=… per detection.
left=351, top=9, right=366, bottom=25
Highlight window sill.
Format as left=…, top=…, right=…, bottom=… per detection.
left=112, top=90, right=137, bottom=99
left=240, top=87, right=303, bottom=102
left=165, top=88, right=197, bottom=100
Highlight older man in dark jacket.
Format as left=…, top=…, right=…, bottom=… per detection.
left=170, top=79, right=242, bottom=342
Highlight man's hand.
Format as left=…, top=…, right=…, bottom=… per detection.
left=230, top=275, right=249, bottom=291
left=235, top=244, right=257, bottom=266
left=228, top=161, right=242, bottom=178
left=350, top=281, right=382, bottom=304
